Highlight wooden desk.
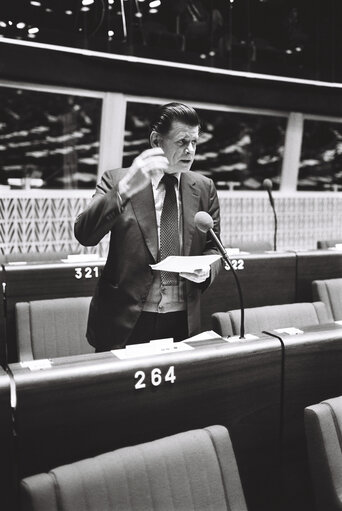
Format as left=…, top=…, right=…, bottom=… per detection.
left=1, top=259, right=104, bottom=362
left=201, top=251, right=297, bottom=331
left=10, top=335, right=282, bottom=511
left=3, top=249, right=342, bottom=363
left=267, top=323, right=342, bottom=511
left=295, top=249, right=342, bottom=302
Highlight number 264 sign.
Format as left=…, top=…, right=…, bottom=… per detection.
left=134, top=366, right=176, bottom=390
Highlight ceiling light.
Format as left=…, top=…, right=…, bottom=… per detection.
left=108, top=0, right=114, bottom=3
left=295, top=46, right=302, bottom=52
left=65, top=10, right=73, bottom=15
left=82, top=0, right=94, bottom=5
left=135, top=12, right=143, bottom=17
left=108, top=30, right=114, bottom=36
left=28, top=27, right=39, bottom=34
left=286, top=49, right=293, bottom=55
left=149, top=8, right=157, bottom=13
left=30, top=1, right=41, bottom=6
left=0, top=21, right=6, bottom=28
left=81, top=6, right=90, bottom=11
left=149, top=0, right=161, bottom=7
left=16, top=22, right=26, bottom=29
left=8, top=21, right=13, bottom=26
left=45, top=8, right=53, bottom=13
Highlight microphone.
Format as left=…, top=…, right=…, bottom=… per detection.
left=263, top=178, right=277, bottom=251
left=195, top=211, right=245, bottom=339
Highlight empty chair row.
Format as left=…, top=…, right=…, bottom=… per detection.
left=11, top=277, right=342, bottom=361
left=212, top=301, right=332, bottom=337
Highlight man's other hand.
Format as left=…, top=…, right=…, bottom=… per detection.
left=180, top=267, right=210, bottom=283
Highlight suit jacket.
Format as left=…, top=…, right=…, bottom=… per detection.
left=74, top=168, right=222, bottom=350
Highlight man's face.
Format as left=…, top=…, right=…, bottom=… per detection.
left=159, top=121, right=199, bottom=174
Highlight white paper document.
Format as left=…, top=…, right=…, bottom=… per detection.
left=112, top=338, right=194, bottom=360
left=150, top=254, right=221, bottom=273
left=274, top=327, right=304, bottom=335
left=181, top=330, right=223, bottom=343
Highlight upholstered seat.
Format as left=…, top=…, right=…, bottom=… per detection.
left=20, top=425, right=248, bottom=511
left=312, top=278, right=342, bottom=321
left=15, top=296, right=94, bottom=361
left=305, top=396, right=342, bottom=511
left=212, top=301, right=332, bottom=337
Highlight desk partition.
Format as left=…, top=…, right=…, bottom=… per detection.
left=201, top=251, right=297, bottom=330
left=0, top=259, right=104, bottom=362
left=266, top=323, right=342, bottom=511
left=295, top=249, right=342, bottom=302
left=10, top=335, right=282, bottom=511
left=0, top=367, right=15, bottom=511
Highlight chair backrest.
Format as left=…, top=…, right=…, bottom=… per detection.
left=312, top=278, right=342, bottom=321
left=20, top=425, right=248, bottom=511
left=212, top=301, right=332, bottom=337
left=317, top=239, right=342, bottom=249
left=304, top=396, right=342, bottom=511
left=15, top=296, right=94, bottom=361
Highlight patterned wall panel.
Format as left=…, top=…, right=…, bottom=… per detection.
left=0, top=192, right=341, bottom=256
left=219, top=193, right=342, bottom=251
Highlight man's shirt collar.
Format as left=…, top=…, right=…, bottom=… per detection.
left=152, top=170, right=181, bottom=189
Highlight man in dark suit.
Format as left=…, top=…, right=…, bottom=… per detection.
left=74, top=102, right=221, bottom=351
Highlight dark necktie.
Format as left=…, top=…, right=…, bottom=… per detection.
left=160, top=174, right=180, bottom=286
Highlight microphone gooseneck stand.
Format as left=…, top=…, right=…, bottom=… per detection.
left=263, top=179, right=277, bottom=252
left=194, top=212, right=245, bottom=339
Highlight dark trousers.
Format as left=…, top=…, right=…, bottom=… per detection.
left=126, top=311, right=188, bottom=346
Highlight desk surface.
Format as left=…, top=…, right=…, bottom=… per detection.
left=10, top=335, right=282, bottom=511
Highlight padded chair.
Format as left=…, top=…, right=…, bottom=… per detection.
left=305, top=396, right=342, bottom=511
left=317, top=239, right=342, bottom=249
left=312, top=278, right=342, bottom=321
left=15, top=296, right=94, bottom=361
left=20, top=425, right=248, bottom=511
left=212, top=301, right=332, bottom=337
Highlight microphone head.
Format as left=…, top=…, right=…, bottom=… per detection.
left=263, top=178, right=273, bottom=191
left=194, top=211, right=213, bottom=233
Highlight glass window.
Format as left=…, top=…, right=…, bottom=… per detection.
left=0, top=87, right=102, bottom=189
left=1, top=0, right=340, bottom=84
left=298, top=118, right=342, bottom=191
left=124, top=101, right=287, bottom=190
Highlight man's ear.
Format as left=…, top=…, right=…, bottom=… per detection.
left=150, top=131, right=160, bottom=148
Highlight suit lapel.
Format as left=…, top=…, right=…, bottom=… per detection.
left=131, top=184, right=158, bottom=262
left=181, top=173, right=200, bottom=256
